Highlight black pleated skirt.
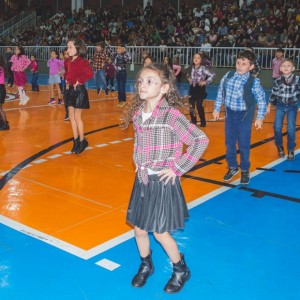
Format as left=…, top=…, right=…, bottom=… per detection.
left=126, top=174, right=189, bottom=233
left=67, top=85, right=90, bottom=109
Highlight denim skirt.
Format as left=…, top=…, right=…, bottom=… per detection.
left=126, top=174, right=189, bottom=233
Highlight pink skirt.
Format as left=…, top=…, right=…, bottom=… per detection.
left=14, top=71, right=27, bottom=86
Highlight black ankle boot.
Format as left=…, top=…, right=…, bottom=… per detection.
left=164, top=254, right=191, bottom=294
left=132, top=251, right=154, bottom=288
left=71, top=137, right=80, bottom=153
left=75, top=138, right=88, bottom=154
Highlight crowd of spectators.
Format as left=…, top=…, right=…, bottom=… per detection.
left=1, top=0, right=300, bottom=67
left=1, top=0, right=299, bottom=49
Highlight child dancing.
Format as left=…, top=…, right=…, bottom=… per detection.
left=121, top=64, right=209, bottom=293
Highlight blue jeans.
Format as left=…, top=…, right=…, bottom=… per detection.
left=273, top=104, right=297, bottom=151
left=225, top=108, right=252, bottom=171
left=31, top=72, right=39, bottom=90
left=94, top=69, right=106, bottom=90
left=116, top=70, right=127, bottom=102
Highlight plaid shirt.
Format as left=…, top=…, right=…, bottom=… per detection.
left=215, top=71, right=267, bottom=120
left=133, top=99, right=209, bottom=184
left=186, top=65, right=215, bottom=86
left=269, top=74, right=300, bottom=107
left=91, top=50, right=107, bottom=70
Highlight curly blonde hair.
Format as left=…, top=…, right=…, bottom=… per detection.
left=120, top=64, right=184, bottom=129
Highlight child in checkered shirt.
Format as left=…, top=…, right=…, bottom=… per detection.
left=121, top=64, right=209, bottom=294
left=267, top=58, right=300, bottom=161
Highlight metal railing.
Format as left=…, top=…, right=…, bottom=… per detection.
left=0, top=11, right=36, bottom=39
left=0, top=45, right=299, bottom=70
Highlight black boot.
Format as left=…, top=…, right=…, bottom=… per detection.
left=164, top=254, right=191, bottom=294
left=132, top=251, right=154, bottom=288
left=75, top=138, right=88, bottom=154
left=71, top=137, right=80, bottom=153
left=0, top=121, right=9, bottom=131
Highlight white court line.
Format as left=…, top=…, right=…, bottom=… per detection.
left=1, top=150, right=299, bottom=261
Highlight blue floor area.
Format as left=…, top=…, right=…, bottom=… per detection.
left=1, top=156, right=300, bottom=300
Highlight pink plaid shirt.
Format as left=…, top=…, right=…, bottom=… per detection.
left=11, top=55, right=31, bottom=72
left=133, top=99, right=209, bottom=184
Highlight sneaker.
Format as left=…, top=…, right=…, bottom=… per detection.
left=58, top=98, right=63, bottom=105
left=119, top=102, right=126, bottom=108
left=105, top=89, right=109, bottom=96
left=277, top=146, right=284, bottom=158
left=20, top=95, right=30, bottom=105
left=111, top=87, right=115, bottom=92
left=97, top=88, right=102, bottom=95
left=223, top=167, right=239, bottom=181
left=48, top=98, right=56, bottom=105
left=117, top=102, right=121, bottom=107
left=64, top=115, right=70, bottom=121
left=287, top=151, right=294, bottom=160
left=240, top=171, right=250, bottom=185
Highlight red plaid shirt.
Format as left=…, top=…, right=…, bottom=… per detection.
left=91, top=50, right=107, bottom=70
left=133, top=99, right=209, bottom=184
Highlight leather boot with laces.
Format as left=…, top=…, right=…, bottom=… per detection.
left=164, top=254, right=191, bottom=294
left=132, top=250, right=154, bottom=288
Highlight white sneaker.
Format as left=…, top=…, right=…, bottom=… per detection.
left=19, top=94, right=24, bottom=105
left=21, top=95, right=30, bottom=105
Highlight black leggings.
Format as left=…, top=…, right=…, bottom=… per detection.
left=189, top=84, right=207, bottom=125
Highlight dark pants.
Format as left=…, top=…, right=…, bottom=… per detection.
left=7, top=69, right=14, bottom=87
left=189, top=84, right=207, bottom=125
left=31, top=72, right=39, bottom=90
left=116, top=70, right=127, bottom=102
left=225, top=107, right=252, bottom=172
left=106, top=77, right=115, bottom=89
left=274, top=104, right=297, bottom=152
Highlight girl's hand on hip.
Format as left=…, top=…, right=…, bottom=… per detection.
left=158, top=169, right=177, bottom=185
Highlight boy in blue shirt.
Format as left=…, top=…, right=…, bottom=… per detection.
left=213, top=50, right=267, bottom=184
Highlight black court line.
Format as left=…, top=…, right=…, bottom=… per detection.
left=183, top=174, right=236, bottom=188
left=0, top=124, right=119, bottom=190
left=283, top=170, right=300, bottom=173
left=239, top=186, right=300, bottom=203
left=256, top=167, right=276, bottom=171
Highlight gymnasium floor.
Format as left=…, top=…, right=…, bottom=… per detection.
left=0, top=76, right=300, bottom=300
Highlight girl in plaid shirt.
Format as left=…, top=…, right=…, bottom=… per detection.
left=121, top=64, right=209, bottom=294
left=186, top=52, right=215, bottom=127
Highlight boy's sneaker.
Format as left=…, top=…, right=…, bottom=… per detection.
left=277, top=146, right=284, bottom=158
left=48, top=98, right=56, bottom=105
left=287, top=151, right=294, bottom=160
left=58, top=98, right=63, bottom=105
left=105, top=89, right=109, bottom=96
left=64, top=114, right=69, bottom=121
left=223, top=167, right=239, bottom=181
left=240, top=171, right=250, bottom=185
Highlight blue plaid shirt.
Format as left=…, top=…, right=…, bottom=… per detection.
left=215, top=71, right=267, bottom=120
